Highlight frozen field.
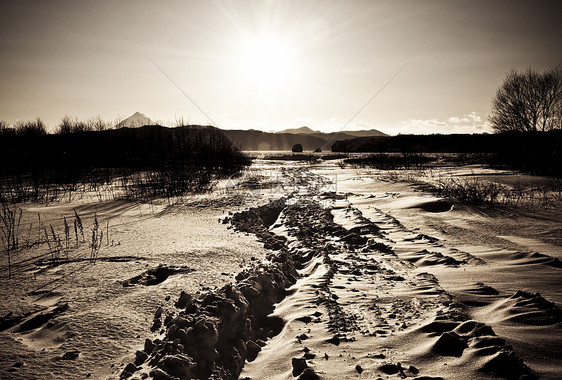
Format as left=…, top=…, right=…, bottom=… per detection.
left=1, top=157, right=561, bottom=379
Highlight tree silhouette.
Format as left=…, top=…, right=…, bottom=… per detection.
left=489, top=66, right=562, bottom=133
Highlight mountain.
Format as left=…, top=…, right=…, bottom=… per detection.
left=115, top=112, right=157, bottom=128
left=277, top=126, right=387, bottom=138
left=277, top=126, right=316, bottom=134
left=222, top=130, right=327, bottom=151
left=337, top=130, right=388, bottom=137
left=109, top=116, right=387, bottom=150
left=222, top=127, right=388, bottom=151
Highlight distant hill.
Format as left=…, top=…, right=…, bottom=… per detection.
left=331, top=134, right=502, bottom=153
left=277, top=126, right=316, bottom=134
left=222, top=127, right=387, bottom=151
left=107, top=117, right=384, bottom=151
left=222, top=130, right=327, bottom=151
left=337, top=130, right=388, bottom=137
left=115, top=112, right=157, bottom=128
left=277, top=126, right=386, bottom=137
left=331, top=131, right=562, bottom=176
left=278, top=127, right=387, bottom=140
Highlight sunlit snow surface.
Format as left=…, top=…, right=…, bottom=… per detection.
left=1, top=155, right=561, bottom=379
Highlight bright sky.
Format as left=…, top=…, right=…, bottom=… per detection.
left=1, top=0, right=561, bottom=135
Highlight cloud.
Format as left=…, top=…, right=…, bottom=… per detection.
left=448, top=111, right=482, bottom=124
left=408, top=119, right=448, bottom=129
left=400, top=119, right=448, bottom=134
left=399, top=112, right=491, bottom=134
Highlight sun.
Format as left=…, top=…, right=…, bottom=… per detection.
left=236, top=34, right=296, bottom=92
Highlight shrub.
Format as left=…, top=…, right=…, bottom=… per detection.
left=14, top=118, right=47, bottom=136
left=0, top=121, right=16, bottom=137
left=57, top=115, right=107, bottom=134
left=0, top=124, right=250, bottom=202
left=344, top=153, right=438, bottom=170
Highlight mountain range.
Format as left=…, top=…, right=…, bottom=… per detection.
left=115, top=112, right=387, bottom=151
left=277, top=126, right=387, bottom=138
left=223, top=126, right=386, bottom=151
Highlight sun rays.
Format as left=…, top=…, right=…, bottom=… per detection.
left=236, top=33, right=297, bottom=93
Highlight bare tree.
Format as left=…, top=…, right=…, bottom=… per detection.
left=14, top=118, right=47, bottom=136
left=57, top=115, right=74, bottom=134
left=90, top=115, right=108, bottom=131
left=542, top=66, right=562, bottom=131
left=489, top=66, right=562, bottom=133
left=57, top=115, right=108, bottom=134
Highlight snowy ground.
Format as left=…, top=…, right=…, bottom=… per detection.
left=1, top=157, right=560, bottom=379
left=0, top=197, right=268, bottom=379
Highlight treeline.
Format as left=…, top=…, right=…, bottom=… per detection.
left=0, top=118, right=48, bottom=137
left=0, top=124, right=250, bottom=202
left=0, top=116, right=121, bottom=136
left=331, top=131, right=562, bottom=176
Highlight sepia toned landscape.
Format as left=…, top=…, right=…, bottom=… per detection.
left=1, top=152, right=561, bottom=379
left=1, top=1, right=561, bottom=379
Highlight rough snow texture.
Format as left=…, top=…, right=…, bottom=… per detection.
left=123, top=199, right=299, bottom=379
left=126, top=195, right=538, bottom=379
left=2, top=160, right=561, bottom=379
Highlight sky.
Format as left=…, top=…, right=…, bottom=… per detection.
left=1, top=0, right=561, bottom=135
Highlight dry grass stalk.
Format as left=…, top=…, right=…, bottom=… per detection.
left=0, top=202, right=23, bottom=278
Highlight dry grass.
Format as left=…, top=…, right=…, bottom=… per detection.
left=89, top=214, right=103, bottom=264
left=0, top=204, right=113, bottom=280
left=0, top=202, right=22, bottom=278
left=378, top=168, right=562, bottom=208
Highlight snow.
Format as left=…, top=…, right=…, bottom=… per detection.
left=1, top=157, right=561, bottom=379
